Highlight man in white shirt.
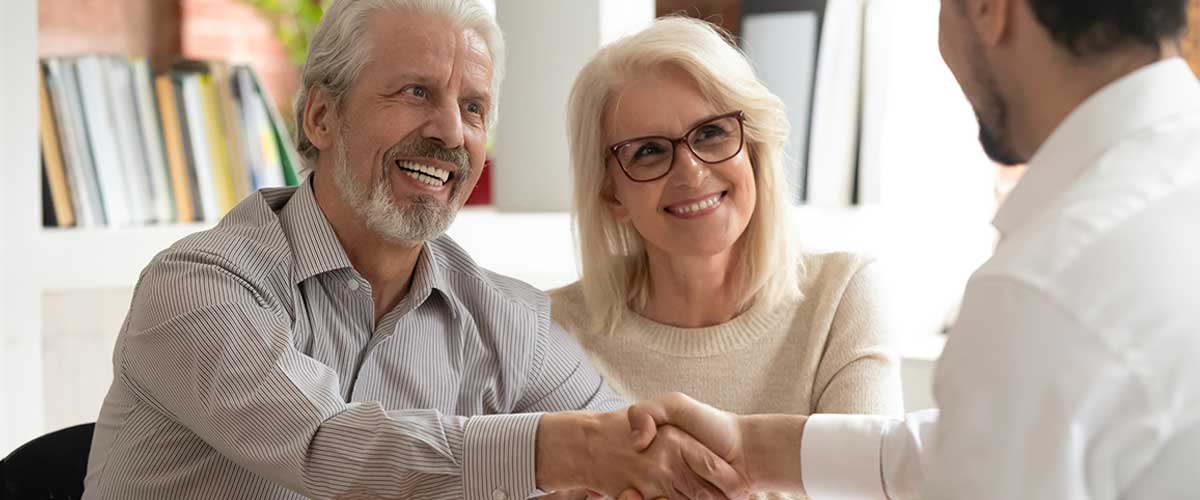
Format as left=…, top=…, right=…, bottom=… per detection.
left=621, top=0, right=1200, bottom=498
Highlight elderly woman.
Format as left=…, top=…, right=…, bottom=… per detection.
left=550, top=17, right=903, bottom=498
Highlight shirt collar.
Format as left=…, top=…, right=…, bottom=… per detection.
left=279, top=179, right=355, bottom=283
left=278, top=179, right=461, bottom=319
left=407, top=240, right=460, bottom=320
left=993, top=57, right=1200, bottom=236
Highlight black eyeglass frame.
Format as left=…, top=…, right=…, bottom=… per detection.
left=606, top=110, right=746, bottom=182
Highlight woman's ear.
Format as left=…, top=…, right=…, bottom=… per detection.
left=303, top=85, right=336, bottom=153
left=601, top=179, right=632, bottom=223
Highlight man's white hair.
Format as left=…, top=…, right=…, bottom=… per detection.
left=294, top=0, right=505, bottom=168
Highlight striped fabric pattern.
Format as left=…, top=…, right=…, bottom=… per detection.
left=82, top=181, right=625, bottom=499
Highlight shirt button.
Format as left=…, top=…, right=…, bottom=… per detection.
left=491, top=489, right=508, bottom=500
left=347, top=279, right=360, bottom=291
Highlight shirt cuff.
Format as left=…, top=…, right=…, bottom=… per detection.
left=462, top=413, right=544, bottom=500
left=801, top=413, right=889, bottom=500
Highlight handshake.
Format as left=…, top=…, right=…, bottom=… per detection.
left=535, top=393, right=808, bottom=500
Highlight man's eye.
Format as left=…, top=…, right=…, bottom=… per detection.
left=402, top=86, right=427, bottom=98
left=465, top=102, right=482, bottom=115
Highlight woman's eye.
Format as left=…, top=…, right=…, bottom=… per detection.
left=696, top=125, right=726, bottom=140
left=465, top=102, right=482, bottom=115
left=633, top=144, right=664, bottom=159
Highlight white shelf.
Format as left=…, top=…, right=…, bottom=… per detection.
left=35, top=224, right=214, bottom=290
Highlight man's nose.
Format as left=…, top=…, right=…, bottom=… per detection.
left=422, top=98, right=465, bottom=150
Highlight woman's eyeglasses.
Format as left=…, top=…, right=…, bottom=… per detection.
left=607, top=110, right=745, bottom=182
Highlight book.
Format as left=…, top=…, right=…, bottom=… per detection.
left=742, top=7, right=822, bottom=203
left=37, top=55, right=299, bottom=226
left=245, top=68, right=302, bottom=185
left=196, top=73, right=238, bottom=213
left=155, top=74, right=197, bottom=223
left=179, top=72, right=221, bottom=221
left=209, top=63, right=253, bottom=202
left=42, top=157, right=57, bottom=228
left=75, top=56, right=132, bottom=226
left=807, top=0, right=866, bottom=207
left=104, top=56, right=156, bottom=224
left=38, top=67, right=77, bottom=227
left=44, top=58, right=106, bottom=226
left=131, top=58, right=176, bottom=223
left=233, top=66, right=285, bottom=190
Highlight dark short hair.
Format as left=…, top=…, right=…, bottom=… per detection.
left=1026, top=0, right=1190, bottom=56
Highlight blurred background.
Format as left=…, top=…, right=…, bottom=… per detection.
left=2, top=0, right=1198, bottom=455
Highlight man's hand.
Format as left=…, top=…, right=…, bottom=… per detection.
left=625, top=393, right=809, bottom=494
left=536, top=409, right=750, bottom=499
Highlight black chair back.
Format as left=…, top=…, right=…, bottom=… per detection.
left=0, top=423, right=95, bottom=500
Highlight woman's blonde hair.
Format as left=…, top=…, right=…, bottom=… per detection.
left=566, top=16, right=801, bottom=332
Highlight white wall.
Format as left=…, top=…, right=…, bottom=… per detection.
left=491, top=0, right=653, bottom=211
left=1, top=0, right=45, bottom=455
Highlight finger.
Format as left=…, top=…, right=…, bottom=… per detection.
left=615, top=489, right=644, bottom=500
left=674, top=471, right=725, bottom=500
left=671, top=447, right=727, bottom=500
left=681, top=443, right=748, bottom=500
left=627, top=403, right=663, bottom=451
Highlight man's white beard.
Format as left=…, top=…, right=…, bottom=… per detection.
left=332, top=135, right=456, bottom=245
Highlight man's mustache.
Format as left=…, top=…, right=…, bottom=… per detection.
left=384, top=138, right=471, bottom=176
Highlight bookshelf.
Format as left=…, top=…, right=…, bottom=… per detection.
left=2, top=0, right=298, bottom=454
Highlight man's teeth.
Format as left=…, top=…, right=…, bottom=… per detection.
left=397, top=161, right=451, bottom=186
left=669, top=194, right=722, bottom=215
left=404, top=170, right=445, bottom=186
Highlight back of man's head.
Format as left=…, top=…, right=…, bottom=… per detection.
left=1025, top=0, right=1189, bottom=57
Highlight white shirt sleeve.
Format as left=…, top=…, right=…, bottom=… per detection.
left=801, top=410, right=938, bottom=500
left=800, top=276, right=1162, bottom=500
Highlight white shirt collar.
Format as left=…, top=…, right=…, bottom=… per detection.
left=992, top=57, right=1200, bottom=236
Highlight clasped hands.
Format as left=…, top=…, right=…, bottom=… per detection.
left=536, top=393, right=806, bottom=500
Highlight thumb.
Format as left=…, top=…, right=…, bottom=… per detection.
left=627, top=403, right=665, bottom=451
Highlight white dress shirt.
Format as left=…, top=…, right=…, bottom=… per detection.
left=800, top=58, right=1200, bottom=500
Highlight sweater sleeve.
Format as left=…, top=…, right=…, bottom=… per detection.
left=811, top=258, right=905, bottom=416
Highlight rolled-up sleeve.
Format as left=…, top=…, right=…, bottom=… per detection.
left=119, top=249, right=552, bottom=500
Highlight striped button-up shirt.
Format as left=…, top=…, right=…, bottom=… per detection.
left=83, top=181, right=625, bottom=499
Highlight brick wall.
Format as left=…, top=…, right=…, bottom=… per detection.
left=181, top=0, right=301, bottom=121
left=39, top=0, right=299, bottom=122
left=38, top=0, right=180, bottom=71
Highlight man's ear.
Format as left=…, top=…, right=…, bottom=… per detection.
left=303, top=85, right=336, bottom=153
left=973, top=0, right=1015, bottom=48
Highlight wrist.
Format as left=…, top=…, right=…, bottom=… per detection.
left=535, top=411, right=598, bottom=492
left=738, top=414, right=807, bottom=493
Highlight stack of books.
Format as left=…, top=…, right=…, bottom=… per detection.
left=38, top=55, right=301, bottom=228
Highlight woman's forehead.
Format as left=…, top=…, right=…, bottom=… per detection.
left=604, top=74, right=719, bottom=142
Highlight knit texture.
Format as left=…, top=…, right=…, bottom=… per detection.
left=550, top=252, right=904, bottom=500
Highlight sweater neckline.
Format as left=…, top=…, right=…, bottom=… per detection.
left=621, top=302, right=789, bottom=357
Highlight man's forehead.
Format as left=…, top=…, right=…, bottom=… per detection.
left=363, top=11, right=493, bottom=94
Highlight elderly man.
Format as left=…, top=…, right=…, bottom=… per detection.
left=81, top=1, right=746, bottom=499
left=626, top=0, right=1200, bottom=499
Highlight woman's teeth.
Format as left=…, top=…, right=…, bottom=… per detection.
left=397, top=161, right=451, bottom=187
left=668, top=193, right=722, bottom=215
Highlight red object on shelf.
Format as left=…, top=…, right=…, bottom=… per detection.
left=466, top=158, right=492, bottom=205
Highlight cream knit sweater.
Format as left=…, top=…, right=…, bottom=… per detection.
left=549, top=252, right=904, bottom=500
